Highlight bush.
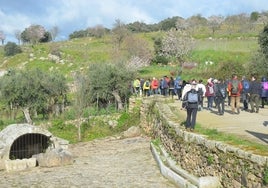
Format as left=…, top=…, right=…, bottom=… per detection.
left=4, top=42, right=22, bottom=56
left=151, top=55, right=169, bottom=65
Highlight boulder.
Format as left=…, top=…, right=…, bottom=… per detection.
left=33, top=148, right=74, bottom=167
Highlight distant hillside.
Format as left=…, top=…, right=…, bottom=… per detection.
left=0, top=32, right=259, bottom=81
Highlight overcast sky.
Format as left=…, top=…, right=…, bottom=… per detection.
left=1, top=0, right=268, bottom=42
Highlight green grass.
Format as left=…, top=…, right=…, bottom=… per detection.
left=0, top=33, right=260, bottom=84
left=137, top=64, right=179, bottom=79
left=191, top=50, right=251, bottom=64
left=170, top=105, right=268, bottom=156
left=194, top=38, right=258, bottom=52
left=195, top=124, right=268, bottom=156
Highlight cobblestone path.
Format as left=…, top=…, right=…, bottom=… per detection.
left=0, top=136, right=177, bottom=188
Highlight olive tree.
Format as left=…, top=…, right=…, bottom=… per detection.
left=0, top=69, right=68, bottom=124
left=4, top=42, right=22, bottom=56
left=82, top=62, right=135, bottom=110
left=259, top=24, right=268, bottom=59
left=245, top=24, right=268, bottom=77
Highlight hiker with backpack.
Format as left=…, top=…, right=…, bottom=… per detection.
left=143, top=79, right=151, bottom=97
left=260, top=76, right=268, bottom=108
left=227, top=74, right=243, bottom=114
left=205, top=78, right=215, bottom=111
left=214, top=79, right=227, bottom=115
left=182, top=79, right=199, bottom=132
left=248, top=74, right=262, bottom=113
left=168, top=77, right=175, bottom=99
left=174, top=77, right=182, bottom=100
left=241, top=76, right=250, bottom=111
left=197, top=79, right=206, bottom=111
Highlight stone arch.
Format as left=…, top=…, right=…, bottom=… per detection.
left=0, top=124, right=68, bottom=170
left=9, top=133, right=50, bottom=160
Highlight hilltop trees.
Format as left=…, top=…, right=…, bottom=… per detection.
left=21, top=24, right=51, bottom=44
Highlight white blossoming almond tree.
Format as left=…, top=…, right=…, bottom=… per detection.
left=161, top=28, right=195, bottom=69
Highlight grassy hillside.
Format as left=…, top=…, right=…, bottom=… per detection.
left=0, top=33, right=259, bottom=81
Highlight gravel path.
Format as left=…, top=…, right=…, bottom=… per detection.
left=172, top=100, right=268, bottom=145
left=0, top=136, right=177, bottom=188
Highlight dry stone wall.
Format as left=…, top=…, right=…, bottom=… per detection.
left=134, top=97, right=268, bottom=188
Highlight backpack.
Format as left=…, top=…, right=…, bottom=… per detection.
left=174, top=80, right=181, bottom=89
left=187, top=91, right=198, bottom=103
left=243, top=80, right=250, bottom=92
left=207, top=85, right=214, bottom=95
left=219, top=87, right=226, bottom=98
left=198, top=87, right=203, bottom=96
left=263, top=82, right=268, bottom=90
left=231, top=80, right=239, bottom=94
left=145, top=81, right=150, bottom=87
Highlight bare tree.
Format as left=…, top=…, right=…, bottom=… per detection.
left=207, top=15, right=224, bottom=35
left=0, top=31, right=6, bottom=45
left=161, top=28, right=195, bottom=67
left=175, top=17, right=189, bottom=30
left=124, top=35, right=153, bottom=70
left=186, top=14, right=208, bottom=35
left=224, top=14, right=251, bottom=35
left=111, top=19, right=129, bottom=50
left=87, top=24, right=107, bottom=38
left=257, top=13, right=268, bottom=25
left=14, top=30, right=22, bottom=45
left=50, top=26, right=59, bottom=41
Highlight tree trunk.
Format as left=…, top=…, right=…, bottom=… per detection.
left=22, top=107, right=33, bottom=125
left=111, top=91, right=123, bottom=110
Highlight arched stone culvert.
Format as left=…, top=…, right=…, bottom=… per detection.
left=9, top=133, right=50, bottom=160
left=0, top=124, right=70, bottom=171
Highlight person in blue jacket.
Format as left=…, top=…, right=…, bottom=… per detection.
left=260, top=77, right=268, bottom=108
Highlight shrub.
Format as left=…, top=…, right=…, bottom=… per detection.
left=4, top=42, right=22, bottom=56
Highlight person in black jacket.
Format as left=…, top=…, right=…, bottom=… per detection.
left=183, top=80, right=199, bottom=132
left=248, top=75, right=262, bottom=113
left=214, top=79, right=227, bottom=115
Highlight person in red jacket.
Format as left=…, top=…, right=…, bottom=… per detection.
left=228, top=74, right=243, bottom=114
left=151, top=77, right=159, bottom=95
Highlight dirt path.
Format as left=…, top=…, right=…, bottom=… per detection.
left=172, top=100, right=268, bottom=145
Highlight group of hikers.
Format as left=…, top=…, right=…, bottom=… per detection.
left=132, top=74, right=268, bottom=131
left=132, top=76, right=184, bottom=99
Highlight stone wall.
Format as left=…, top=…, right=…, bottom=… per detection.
left=135, top=97, right=268, bottom=188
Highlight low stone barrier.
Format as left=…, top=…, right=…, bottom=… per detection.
left=135, top=97, right=268, bottom=188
